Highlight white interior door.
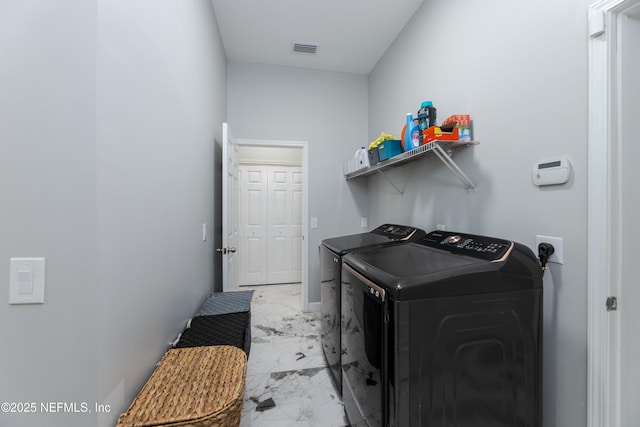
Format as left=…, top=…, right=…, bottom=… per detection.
left=267, top=166, right=302, bottom=284
left=618, top=10, right=640, bottom=426
left=221, top=123, right=240, bottom=291
left=238, top=165, right=268, bottom=286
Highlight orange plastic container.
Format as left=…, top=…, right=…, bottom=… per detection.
left=422, top=126, right=460, bottom=144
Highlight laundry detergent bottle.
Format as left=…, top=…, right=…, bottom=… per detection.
left=417, top=100, right=437, bottom=132
left=355, top=146, right=370, bottom=170
left=404, top=113, right=421, bottom=151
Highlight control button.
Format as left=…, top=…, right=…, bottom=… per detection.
left=370, top=288, right=374, bottom=295
left=375, top=291, right=380, bottom=298
left=447, top=235, right=462, bottom=244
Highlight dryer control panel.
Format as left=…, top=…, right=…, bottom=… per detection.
left=372, top=224, right=421, bottom=240
left=419, top=230, right=513, bottom=262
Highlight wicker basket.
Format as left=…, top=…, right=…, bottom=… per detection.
left=117, top=345, right=247, bottom=427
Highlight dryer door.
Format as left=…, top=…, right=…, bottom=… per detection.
left=341, top=262, right=388, bottom=427
left=320, top=245, right=342, bottom=395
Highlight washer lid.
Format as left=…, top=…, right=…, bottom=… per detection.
left=321, top=224, right=424, bottom=255
left=322, top=232, right=396, bottom=255
left=343, top=232, right=542, bottom=301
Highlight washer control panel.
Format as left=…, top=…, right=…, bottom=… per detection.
left=420, top=230, right=513, bottom=261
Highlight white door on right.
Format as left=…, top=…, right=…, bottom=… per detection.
left=267, top=165, right=302, bottom=284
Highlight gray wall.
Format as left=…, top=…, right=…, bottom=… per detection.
left=366, top=0, right=590, bottom=426
left=0, top=2, right=98, bottom=426
left=228, top=62, right=369, bottom=302
left=0, top=1, right=226, bottom=426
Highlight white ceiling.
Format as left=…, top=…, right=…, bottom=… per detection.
left=211, top=0, right=425, bottom=75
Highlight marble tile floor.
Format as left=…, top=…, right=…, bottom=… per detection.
left=240, top=283, right=347, bottom=427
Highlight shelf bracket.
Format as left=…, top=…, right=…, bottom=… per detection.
left=376, top=169, right=406, bottom=194
left=432, top=143, right=476, bottom=190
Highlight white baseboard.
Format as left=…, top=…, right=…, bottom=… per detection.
left=306, top=302, right=321, bottom=313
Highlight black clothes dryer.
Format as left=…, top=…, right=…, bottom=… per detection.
left=320, top=224, right=425, bottom=396
left=341, top=230, right=543, bottom=427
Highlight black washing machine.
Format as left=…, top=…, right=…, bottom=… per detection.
left=341, top=230, right=543, bottom=427
left=320, top=224, right=426, bottom=396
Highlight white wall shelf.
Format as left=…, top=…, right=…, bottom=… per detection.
left=344, top=140, right=478, bottom=191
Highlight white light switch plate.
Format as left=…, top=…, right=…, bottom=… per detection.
left=9, top=258, right=46, bottom=304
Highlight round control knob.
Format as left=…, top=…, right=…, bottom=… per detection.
left=447, top=235, right=462, bottom=244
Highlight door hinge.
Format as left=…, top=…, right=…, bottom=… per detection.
left=589, top=9, right=605, bottom=38
left=606, top=296, right=617, bottom=311
left=216, top=247, right=236, bottom=255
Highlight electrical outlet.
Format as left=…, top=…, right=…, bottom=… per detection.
left=360, top=217, right=368, bottom=228
left=437, top=224, right=445, bottom=231
left=202, top=223, right=207, bottom=241
left=535, top=235, right=563, bottom=264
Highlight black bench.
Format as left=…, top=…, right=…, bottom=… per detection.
left=174, top=290, right=254, bottom=355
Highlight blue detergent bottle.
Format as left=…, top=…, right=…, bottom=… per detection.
left=404, top=113, right=421, bottom=151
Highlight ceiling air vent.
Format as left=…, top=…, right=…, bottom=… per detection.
left=293, top=43, right=318, bottom=54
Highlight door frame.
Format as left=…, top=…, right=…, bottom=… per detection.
left=587, top=1, right=640, bottom=425
left=237, top=138, right=310, bottom=312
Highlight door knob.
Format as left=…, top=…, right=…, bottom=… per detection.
left=228, top=247, right=237, bottom=253
left=216, top=248, right=228, bottom=254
